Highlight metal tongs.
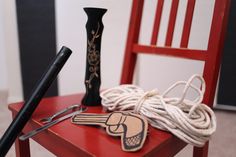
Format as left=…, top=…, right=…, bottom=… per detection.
left=19, top=104, right=87, bottom=141
left=40, top=104, right=80, bottom=124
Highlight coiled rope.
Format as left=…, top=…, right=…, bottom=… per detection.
left=100, top=74, right=216, bottom=147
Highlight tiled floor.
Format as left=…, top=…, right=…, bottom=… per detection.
left=1, top=92, right=236, bottom=157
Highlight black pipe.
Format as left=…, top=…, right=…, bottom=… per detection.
left=0, top=46, right=72, bottom=156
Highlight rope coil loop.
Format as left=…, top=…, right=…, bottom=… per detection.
left=100, top=74, right=216, bottom=147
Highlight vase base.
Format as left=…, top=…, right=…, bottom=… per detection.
left=81, top=96, right=101, bottom=106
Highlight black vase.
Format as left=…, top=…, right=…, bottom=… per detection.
left=82, top=7, right=107, bottom=106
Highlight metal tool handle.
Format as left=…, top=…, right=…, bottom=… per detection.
left=52, top=104, right=80, bottom=119
left=19, top=108, right=87, bottom=141
left=19, top=120, right=58, bottom=141
left=40, top=104, right=80, bottom=123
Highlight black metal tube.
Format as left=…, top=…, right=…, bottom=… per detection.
left=0, top=46, right=72, bottom=156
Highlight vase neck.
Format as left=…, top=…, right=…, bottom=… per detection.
left=84, top=8, right=107, bottom=20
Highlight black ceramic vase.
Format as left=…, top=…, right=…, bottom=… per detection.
left=82, top=7, right=107, bottom=106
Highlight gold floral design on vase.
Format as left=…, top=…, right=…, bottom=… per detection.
left=86, top=22, right=100, bottom=89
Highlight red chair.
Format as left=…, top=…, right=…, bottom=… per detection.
left=9, top=0, right=230, bottom=156
left=120, top=0, right=231, bottom=157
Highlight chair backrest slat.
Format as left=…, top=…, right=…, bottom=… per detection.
left=180, top=0, right=196, bottom=48
left=165, top=0, right=180, bottom=46
left=133, top=44, right=207, bottom=61
left=151, top=0, right=164, bottom=45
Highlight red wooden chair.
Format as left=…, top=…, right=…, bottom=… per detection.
left=120, top=0, right=231, bottom=157
left=8, top=0, right=230, bottom=156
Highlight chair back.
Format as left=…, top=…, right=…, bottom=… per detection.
left=120, top=0, right=231, bottom=108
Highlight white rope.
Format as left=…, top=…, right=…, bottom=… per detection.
left=100, top=74, right=216, bottom=147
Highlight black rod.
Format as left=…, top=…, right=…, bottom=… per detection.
left=0, top=46, right=72, bottom=156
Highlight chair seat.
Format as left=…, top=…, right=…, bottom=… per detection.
left=9, top=94, right=186, bottom=157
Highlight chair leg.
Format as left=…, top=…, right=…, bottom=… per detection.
left=193, top=142, right=209, bottom=157
left=15, top=136, right=30, bottom=157
left=11, top=112, right=31, bottom=157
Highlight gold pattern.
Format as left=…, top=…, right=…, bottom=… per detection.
left=86, top=22, right=100, bottom=88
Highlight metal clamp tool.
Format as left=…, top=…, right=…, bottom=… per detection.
left=19, top=107, right=87, bottom=141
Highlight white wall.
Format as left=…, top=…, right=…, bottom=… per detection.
left=138, top=0, right=215, bottom=98
left=3, top=0, right=23, bottom=102
left=0, top=0, right=8, bottom=91
left=1, top=0, right=216, bottom=102
left=56, top=0, right=215, bottom=100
